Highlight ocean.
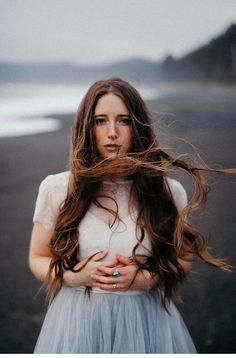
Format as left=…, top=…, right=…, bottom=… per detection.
left=0, top=82, right=168, bottom=138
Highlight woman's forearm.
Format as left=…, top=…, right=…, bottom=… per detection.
left=29, top=256, right=52, bottom=283
left=29, top=250, right=115, bottom=289
left=132, top=269, right=159, bottom=291
left=29, top=255, right=87, bottom=287
left=63, top=267, right=87, bottom=287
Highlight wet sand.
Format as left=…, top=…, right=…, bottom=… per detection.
left=0, top=85, right=235, bottom=353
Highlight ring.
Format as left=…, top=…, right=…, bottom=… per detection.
left=112, top=283, right=117, bottom=289
left=112, top=271, right=121, bottom=278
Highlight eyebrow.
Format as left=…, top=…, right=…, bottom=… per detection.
left=94, top=114, right=130, bottom=117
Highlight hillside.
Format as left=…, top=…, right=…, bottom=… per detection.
left=160, top=24, right=236, bottom=83
left=0, top=58, right=159, bottom=85
left=0, top=24, right=235, bottom=84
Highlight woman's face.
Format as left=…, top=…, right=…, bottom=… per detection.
left=93, top=93, right=133, bottom=159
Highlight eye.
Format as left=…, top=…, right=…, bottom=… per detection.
left=95, top=118, right=106, bottom=126
left=117, top=117, right=132, bottom=126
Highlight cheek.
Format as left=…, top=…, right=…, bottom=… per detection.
left=93, top=128, right=102, bottom=146
left=93, top=130, right=104, bottom=156
left=125, top=128, right=133, bottom=148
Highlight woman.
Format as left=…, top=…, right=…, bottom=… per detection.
left=29, top=77, right=230, bottom=353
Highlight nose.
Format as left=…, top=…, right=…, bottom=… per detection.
left=107, top=121, right=118, bottom=139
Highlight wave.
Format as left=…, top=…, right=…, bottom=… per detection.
left=0, top=83, right=163, bottom=138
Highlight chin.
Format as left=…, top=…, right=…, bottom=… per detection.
left=101, top=151, right=127, bottom=160
left=105, top=153, right=119, bottom=159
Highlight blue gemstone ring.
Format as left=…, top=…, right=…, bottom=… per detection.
left=112, top=271, right=121, bottom=278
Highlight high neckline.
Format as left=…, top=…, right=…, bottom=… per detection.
left=102, top=179, right=133, bottom=185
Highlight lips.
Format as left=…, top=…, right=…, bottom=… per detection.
left=104, top=144, right=121, bottom=152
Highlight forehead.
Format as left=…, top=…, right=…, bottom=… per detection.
left=95, top=93, right=129, bottom=114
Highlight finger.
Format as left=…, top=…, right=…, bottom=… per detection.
left=116, top=254, right=133, bottom=265
left=92, top=282, right=126, bottom=291
left=111, top=263, right=138, bottom=278
left=91, top=274, right=124, bottom=285
left=99, top=258, right=119, bottom=268
left=92, top=249, right=108, bottom=261
left=96, top=266, right=114, bottom=276
left=96, top=264, right=125, bottom=276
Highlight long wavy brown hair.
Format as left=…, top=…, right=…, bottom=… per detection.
left=47, top=77, right=232, bottom=307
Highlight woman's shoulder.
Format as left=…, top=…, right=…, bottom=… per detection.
left=166, top=177, right=188, bottom=211
left=39, top=170, right=70, bottom=201
left=40, top=170, right=70, bottom=188
left=33, top=171, right=70, bottom=229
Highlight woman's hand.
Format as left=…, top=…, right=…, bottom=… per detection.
left=91, top=254, right=159, bottom=292
left=63, top=249, right=119, bottom=288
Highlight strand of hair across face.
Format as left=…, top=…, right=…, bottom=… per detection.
left=70, top=147, right=236, bottom=181
left=47, top=146, right=234, bottom=306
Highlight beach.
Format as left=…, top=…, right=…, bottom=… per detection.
left=0, top=84, right=235, bottom=353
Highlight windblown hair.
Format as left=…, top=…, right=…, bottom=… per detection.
left=47, top=77, right=232, bottom=307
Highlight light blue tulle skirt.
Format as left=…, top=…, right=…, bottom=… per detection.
left=34, top=286, right=196, bottom=353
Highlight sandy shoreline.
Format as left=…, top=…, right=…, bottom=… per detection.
left=0, top=87, right=235, bottom=353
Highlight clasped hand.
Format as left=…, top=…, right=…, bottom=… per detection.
left=63, top=249, right=157, bottom=292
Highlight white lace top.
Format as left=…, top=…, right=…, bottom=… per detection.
left=33, top=171, right=187, bottom=293
left=33, top=171, right=187, bottom=258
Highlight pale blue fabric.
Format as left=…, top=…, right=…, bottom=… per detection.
left=33, top=174, right=195, bottom=353
left=34, top=286, right=196, bottom=353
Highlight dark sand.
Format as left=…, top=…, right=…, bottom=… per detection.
left=0, top=84, right=235, bottom=353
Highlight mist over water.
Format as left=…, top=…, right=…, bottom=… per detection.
left=0, top=83, right=86, bottom=138
left=0, top=82, right=174, bottom=138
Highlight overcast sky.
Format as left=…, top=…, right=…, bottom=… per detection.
left=1, top=0, right=236, bottom=65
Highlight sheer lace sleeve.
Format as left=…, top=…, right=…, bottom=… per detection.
left=33, top=175, right=57, bottom=230
left=33, top=171, right=70, bottom=230
left=166, top=178, right=188, bottom=212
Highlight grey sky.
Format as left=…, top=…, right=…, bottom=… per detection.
left=1, top=0, right=236, bottom=65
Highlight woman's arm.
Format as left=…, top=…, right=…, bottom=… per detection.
left=91, top=254, right=159, bottom=292
left=91, top=249, right=193, bottom=292
left=29, top=222, right=54, bottom=282
left=29, top=222, right=118, bottom=287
